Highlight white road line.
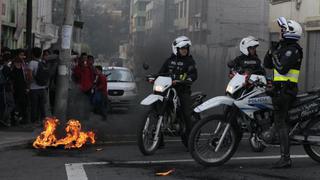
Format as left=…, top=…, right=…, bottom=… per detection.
left=232, top=155, right=308, bottom=160
left=65, top=155, right=309, bottom=179
left=115, top=155, right=309, bottom=164
left=101, top=139, right=185, bottom=144
left=65, top=163, right=87, bottom=180
left=101, top=137, right=250, bottom=145
left=65, top=162, right=108, bottom=180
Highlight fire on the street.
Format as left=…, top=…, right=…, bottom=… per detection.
left=33, top=117, right=96, bottom=149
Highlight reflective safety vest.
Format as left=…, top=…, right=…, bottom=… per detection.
left=273, top=69, right=300, bottom=83
left=179, top=73, right=187, bottom=80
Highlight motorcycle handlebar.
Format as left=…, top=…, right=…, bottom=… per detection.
left=145, top=74, right=192, bottom=85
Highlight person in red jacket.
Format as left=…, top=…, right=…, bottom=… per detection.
left=73, top=53, right=94, bottom=95
left=91, top=65, right=107, bottom=120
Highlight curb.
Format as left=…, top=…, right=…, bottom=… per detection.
left=0, top=139, right=34, bottom=152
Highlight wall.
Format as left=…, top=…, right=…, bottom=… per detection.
left=192, top=0, right=269, bottom=96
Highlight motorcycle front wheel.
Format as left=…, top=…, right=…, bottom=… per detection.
left=137, top=110, right=162, bottom=155
left=188, top=115, right=240, bottom=166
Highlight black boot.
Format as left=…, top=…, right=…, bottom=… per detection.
left=273, top=128, right=292, bottom=168
left=273, top=154, right=292, bottom=168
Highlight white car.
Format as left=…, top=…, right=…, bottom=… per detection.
left=103, top=67, right=138, bottom=108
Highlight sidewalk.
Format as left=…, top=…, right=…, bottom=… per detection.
left=0, top=127, right=39, bottom=151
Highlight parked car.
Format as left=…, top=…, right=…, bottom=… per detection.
left=103, top=67, right=138, bottom=109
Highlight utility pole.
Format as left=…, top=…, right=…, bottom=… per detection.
left=54, top=0, right=76, bottom=122
left=0, top=0, right=2, bottom=52
left=26, top=0, right=32, bottom=54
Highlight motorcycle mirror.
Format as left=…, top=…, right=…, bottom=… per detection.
left=142, top=62, right=149, bottom=70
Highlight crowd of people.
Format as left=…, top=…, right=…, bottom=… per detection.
left=0, top=47, right=58, bottom=127
left=0, top=47, right=108, bottom=128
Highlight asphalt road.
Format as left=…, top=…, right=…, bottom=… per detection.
left=1, top=82, right=320, bottom=180
left=1, top=135, right=320, bottom=180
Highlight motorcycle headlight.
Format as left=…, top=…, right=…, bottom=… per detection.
left=226, top=85, right=234, bottom=94
left=154, top=85, right=165, bottom=92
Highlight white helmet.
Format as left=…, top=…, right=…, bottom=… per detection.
left=239, top=36, right=259, bottom=56
left=172, top=36, right=192, bottom=55
left=277, top=17, right=302, bottom=40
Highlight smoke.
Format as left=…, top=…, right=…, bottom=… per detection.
left=81, top=0, right=130, bottom=57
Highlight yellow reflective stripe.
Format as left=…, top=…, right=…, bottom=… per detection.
left=273, top=69, right=300, bottom=83
left=179, top=73, right=187, bottom=80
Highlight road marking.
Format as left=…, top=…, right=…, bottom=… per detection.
left=100, top=137, right=250, bottom=145
left=65, top=162, right=108, bottom=180
left=114, top=155, right=309, bottom=164
left=101, top=139, right=186, bottom=144
left=65, top=155, right=309, bottom=179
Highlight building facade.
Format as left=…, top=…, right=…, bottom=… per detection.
left=33, top=0, right=58, bottom=49
left=131, top=0, right=149, bottom=48
left=1, top=0, right=26, bottom=49
left=269, top=0, right=320, bottom=91
left=1, top=0, right=59, bottom=50
left=180, top=0, right=269, bottom=96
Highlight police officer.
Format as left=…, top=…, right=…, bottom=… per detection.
left=159, top=36, right=198, bottom=143
left=228, top=36, right=265, bottom=76
left=264, top=17, right=303, bottom=168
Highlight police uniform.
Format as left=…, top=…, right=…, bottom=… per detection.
left=228, top=54, right=265, bottom=75
left=264, top=38, right=303, bottom=167
left=159, top=54, right=198, bottom=138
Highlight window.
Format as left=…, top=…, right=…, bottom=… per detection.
left=270, top=0, right=291, bottom=4
left=184, top=0, right=187, bottom=18
left=138, top=2, right=146, bottom=11
left=175, top=4, right=178, bottom=19
left=202, top=0, right=208, bottom=21
left=10, top=1, right=15, bottom=23
left=2, top=3, right=6, bottom=16
left=137, top=17, right=146, bottom=26
left=104, top=69, right=134, bottom=82
left=179, top=2, right=183, bottom=18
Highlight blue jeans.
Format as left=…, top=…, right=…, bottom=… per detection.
left=91, top=91, right=107, bottom=118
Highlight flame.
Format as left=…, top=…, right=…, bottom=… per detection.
left=33, top=118, right=59, bottom=149
left=33, top=117, right=96, bottom=149
left=54, top=119, right=96, bottom=149
left=156, top=169, right=175, bottom=176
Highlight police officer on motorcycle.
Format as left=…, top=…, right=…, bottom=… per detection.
left=159, top=36, right=198, bottom=143
left=228, top=36, right=265, bottom=76
left=264, top=17, right=303, bottom=168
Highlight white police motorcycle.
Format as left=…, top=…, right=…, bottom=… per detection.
left=137, top=73, right=205, bottom=155
left=188, top=73, right=320, bottom=166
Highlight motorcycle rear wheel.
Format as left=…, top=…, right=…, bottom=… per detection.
left=303, top=118, right=320, bottom=163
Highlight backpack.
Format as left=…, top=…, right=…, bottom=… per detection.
left=35, top=61, right=50, bottom=86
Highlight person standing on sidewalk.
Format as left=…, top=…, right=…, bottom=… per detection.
left=0, top=53, right=14, bottom=126
left=10, top=49, right=29, bottom=125
left=27, top=47, right=50, bottom=126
